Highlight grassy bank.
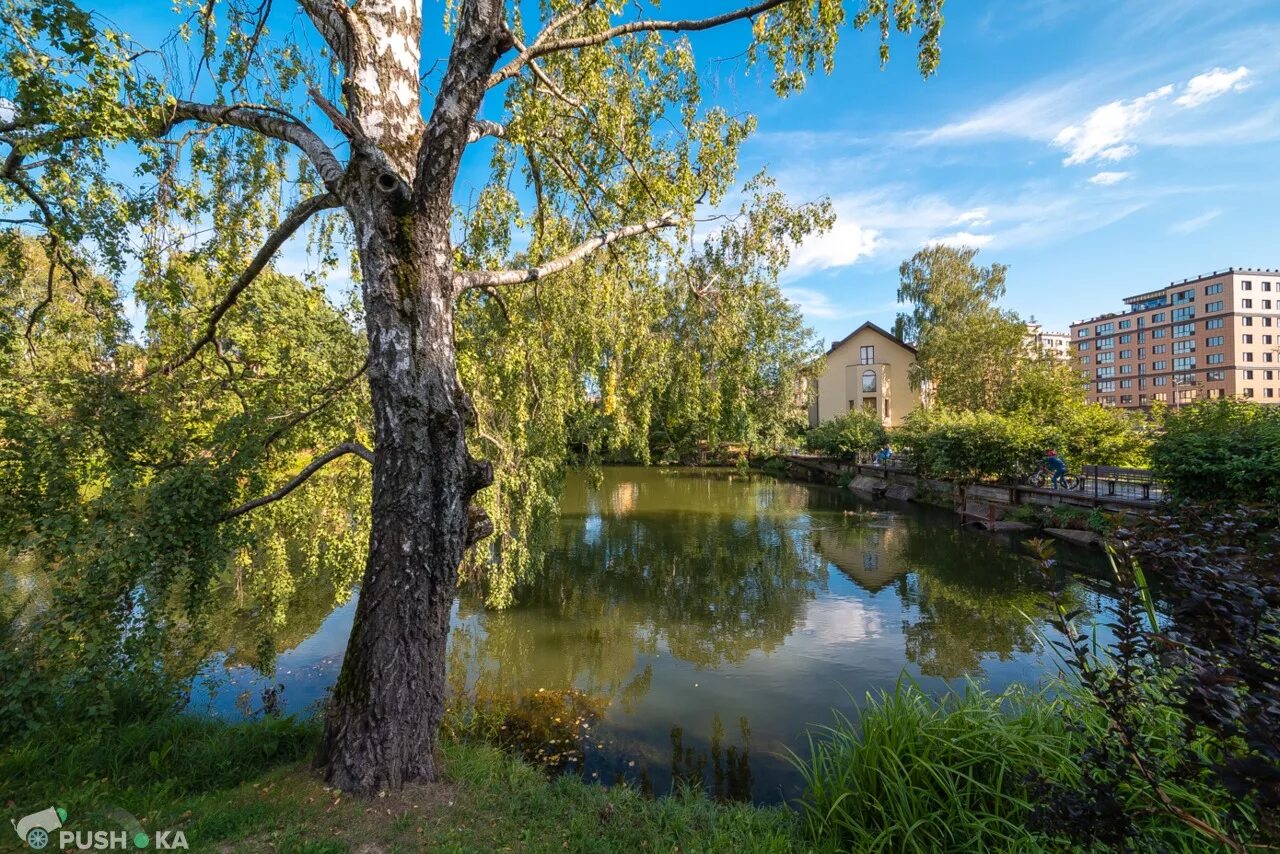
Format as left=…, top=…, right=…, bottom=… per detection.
left=0, top=715, right=798, bottom=853
left=2, top=679, right=1245, bottom=852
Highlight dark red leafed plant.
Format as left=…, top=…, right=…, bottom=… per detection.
left=1025, top=504, right=1279, bottom=851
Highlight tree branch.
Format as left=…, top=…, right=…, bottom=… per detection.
left=220, top=442, right=373, bottom=522
left=467, top=120, right=507, bottom=143
left=459, top=210, right=681, bottom=290
left=151, top=191, right=342, bottom=376
left=488, top=0, right=794, bottom=87
left=258, top=355, right=370, bottom=453
left=164, top=100, right=345, bottom=187
left=298, top=0, right=354, bottom=65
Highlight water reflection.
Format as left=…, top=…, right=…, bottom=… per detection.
left=185, top=466, right=1114, bottom=803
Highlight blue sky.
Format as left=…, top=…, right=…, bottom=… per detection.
left=716, top=0, right=1280, bottom=345
left=85, top=0, right=1280, bottom=346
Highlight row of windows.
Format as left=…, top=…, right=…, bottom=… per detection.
left=1241, top=281, right=1275, bottom=291
left=1076, top=294, right=1280, bottom=340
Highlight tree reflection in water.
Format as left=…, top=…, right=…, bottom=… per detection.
left=182, top=467, right=1116, bottom=802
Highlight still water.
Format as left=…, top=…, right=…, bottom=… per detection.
left=191, top=466, right=1114, bottom=804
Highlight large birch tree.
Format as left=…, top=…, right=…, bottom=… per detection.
left=0, top=0, right=944, bottom=792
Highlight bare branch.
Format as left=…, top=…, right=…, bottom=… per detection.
left=164, top=100, right=345, bottom=187
left=151, top=192, right=342, bottom=376
left=489, top=0, right=794, bottom=87
left=460, top=210, right=681, bottom=290
left=220, top=442, right=373, bottom=522
left=467, top=120, right=507, bottom=143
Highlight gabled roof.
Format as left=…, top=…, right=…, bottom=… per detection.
left=825, top=321, right=917, bottom=357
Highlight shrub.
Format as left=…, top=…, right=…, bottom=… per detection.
left=1028, top=506, right=1280, bottom=849
left=897, top=408, right=1045, bottom=482
left=804, top=409, right=886, bottom=461
left=1045, top=404, right=1150, bottom=468
left=1149, top=398, right=1280, bottom=504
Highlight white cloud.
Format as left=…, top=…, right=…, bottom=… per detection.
left=953, top=208, right=992, bottom=227
left=1053, top=84, right=1174, bottom=165
left=782, top=287, right=847, bottom=320
left=787, top=220, right=881, bottom=274
left=1089, top=171, right=1131, bottom=185
left=1170, top=209, right=1222, bottom=233
left=1175, top=65, right=1251, bottom=108
left=929, top=231, right=995, bottom=249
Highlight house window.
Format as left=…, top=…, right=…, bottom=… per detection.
left=1205, top=318, right=1224, bottom=329
left=1206, top=336, right=1224, bottom=347
left=862, top=370, right=877, bottom=393
left=1242, top=281, right=1252, bottom=290
left=1242, top=299, right=1253, bottom=308
left=1152, top=361, right=1166, bottom=370
left=1244, top=352, right=1254, bottom=362
left=859, top=345, right=875, bottom=365
left=1172, top=307, right=1195, bottom=322
left=1152, top=328, right=1167, bottom=338
left=1077, top=341, right=1090, bottom=351
left=1205, top=283, right=1223, bottom=295
left=1205, top=301, right=1223, bottom=313
left=1152, top=312, right=1165, bottom=322
left=1207, top=353, right=1224, bottom=364
left=1243, top=317, right=1254, bottom=327
left=1245, top=388, right=1255, bottom=398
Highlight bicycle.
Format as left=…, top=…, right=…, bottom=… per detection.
left=1027, top=466, right=1080, bottom=491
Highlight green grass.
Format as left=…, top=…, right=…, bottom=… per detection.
left=1, top=679, right=1240, bottom=852
left=789, top=680, right=1080, bottom=853
left=0, top=715, right=799, bottom=853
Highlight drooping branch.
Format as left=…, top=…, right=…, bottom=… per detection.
left=151, top=191, right=342, bottom=376
left=220, top=441, right=373, bottom=522
left=163, top=100, right=345, bottom=187
left=459, top=210, right=680, bottom=290
left=488, top=0, right=796, bottom=87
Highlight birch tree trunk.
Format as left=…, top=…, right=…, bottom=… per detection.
left=315, top=0, right=506, bottom=792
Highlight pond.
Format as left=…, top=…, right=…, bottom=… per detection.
left=189, top=466, right=1116, bottom=804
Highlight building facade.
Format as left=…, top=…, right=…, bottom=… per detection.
left=809, top=322, right=925, bottom=427
left=1070, top=268, right=1280, bottom=408
left=1025, top=318, right=1070, bottom=360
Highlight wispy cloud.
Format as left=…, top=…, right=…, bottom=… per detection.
left=1175, top=65, right=1252, bottom=107
left=917, top=80, right=1083, bottom=144
left=1053, top=85, right=1174, bottom=165
left=929, top=231, right=995, bottom=248
left=1170, top=209, right=1222, bottom=233
left=1089, top=171, right=1132, bottom=185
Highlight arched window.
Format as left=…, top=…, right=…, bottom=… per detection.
left=862, top=370, right=877, bottom=393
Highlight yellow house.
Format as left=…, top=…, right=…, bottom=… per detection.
left=809, top=322, right=925, bottom=428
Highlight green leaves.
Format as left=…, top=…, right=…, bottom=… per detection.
left=1149, top=398, right=1280, bottom=504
